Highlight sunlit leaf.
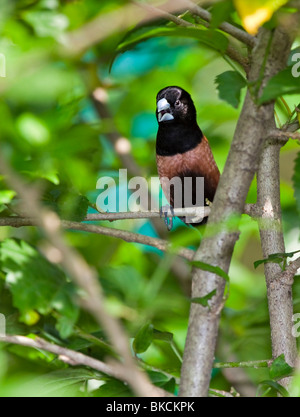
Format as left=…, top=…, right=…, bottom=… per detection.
left=234, top=0, right=289, bottom=34
left=0, top=190, right=16, bottom=205
left=16, top=113, right=50, bottom=146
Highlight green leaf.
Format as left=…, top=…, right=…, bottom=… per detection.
left=192, top=289, right=217, bottom=307
left=59, top=194, right=89, bottom=222
left=118, top=27, right=229, bottom=54
left=215, top=71, right=247, bottom=108
left=269, top=355, right=294, bottom=380
left=0, top=190, right=16, bottom=205
left=133, top=323, right=154, bottom=354
left=190, top=261, right=230, bottom=282
left=210, top=0, right=235, bottom=28
left=42, top=187, right=89, bottom=222
left=234, top=0, right=289, bottom=35
left=257, top=380, right=290, bottom=397
left=16, top=113, right=50, bottom=146
left=259, top=68, right=300, bottom=104
left=95, top=380, right=132, bottom=397
left=153, top=329, right=173, bottom=343
left=0, top=239, right=79, bottom=338
left=23, top=10, right=69, bottom=38
left=293, top=151, right=300, bottom=217
left=32, top=368, right=98, bottom=397
left=254, top=250, right=300, bottom=269
left=147, top=371, right=176, bottom=393
left=160, top=377, right=176, bottom=394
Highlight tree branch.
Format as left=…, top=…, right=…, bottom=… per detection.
left=132, top=0, right=193, bottom=28
left=257, top=130, right=298, bottom=386
left=179, top=27, right=294, bottom=397
left=268, top=129, right=300, bottom=142
left=280, top=256, right=300, bottom=284
left=62, top=0, right=207, bottom=54
left=132, top=0, right=249, bottom=71
left=0, top=154, right=163, bottom=398
left=0, top=334, right=128, bottom=381
left=184, top=0, right=257, bottom=48
left=213, top=359, right=273, bottom=369
left=85, top=207, right=210, bottom=221
left=0, top=334, right=168, bottom=396
left=0, top=216, right=195, bottom=261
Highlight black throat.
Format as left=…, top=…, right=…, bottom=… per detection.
left=156, top=121, right=203, bottom=156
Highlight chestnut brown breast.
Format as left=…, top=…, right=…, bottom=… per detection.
left=156, top=137, right=220, bottom=207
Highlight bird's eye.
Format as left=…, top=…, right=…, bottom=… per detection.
left=175, top=100, right=180, bottom=106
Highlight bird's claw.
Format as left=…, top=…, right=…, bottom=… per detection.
left=160, top=205, right=175, bottom=231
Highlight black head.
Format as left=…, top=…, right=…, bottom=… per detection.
left=156, top=86, right=197, bottom=125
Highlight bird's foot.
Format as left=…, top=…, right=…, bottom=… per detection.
left=160, top=205, right=175, bottom=231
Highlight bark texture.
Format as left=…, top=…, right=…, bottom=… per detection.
left=257, top=140, right=298, bottom=382
left=179, top=28, right=294, bottom=397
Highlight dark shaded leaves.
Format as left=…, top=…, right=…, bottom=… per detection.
left=254, top=250, right=300, bottom=270
left=0, top=239, right=79, bottom=338
left=190, top=261, right=230, bottom=282
left=192, top=289, right=217, bottom=307
left=133, top=323, right=154, bottom=354
left=269, top=355, right=293, bottom=381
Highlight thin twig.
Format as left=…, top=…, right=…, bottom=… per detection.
left=280, top=257, right=300, bottom=285
left=213, top=359, right=273, bottom=369
left=268, top=129, right=300, bottom=141
left=132, top=0, right=193, bottom=28
left=0, top=217, right=195, bottom=261
left=133, top=0, right=249, bottom=71
left=209, top=388, right=238, bottom=397
left=184, top=0, right=257, bottom=48
left=0, top=335, right=127, bottom=381
left=0, top=334, right=169, bottom=396
left=85, top=207, right=210, bottom=221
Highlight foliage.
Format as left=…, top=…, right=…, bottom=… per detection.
left=0, top=0, right=299, bottom=398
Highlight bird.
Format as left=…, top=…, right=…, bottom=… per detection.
left=155, top=86, right=220, bottom=229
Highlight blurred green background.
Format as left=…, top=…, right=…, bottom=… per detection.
left=0, top=0, right=299, bottom=397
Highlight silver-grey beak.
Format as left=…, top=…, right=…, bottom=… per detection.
left=157, top=98, right=174, bottom=122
